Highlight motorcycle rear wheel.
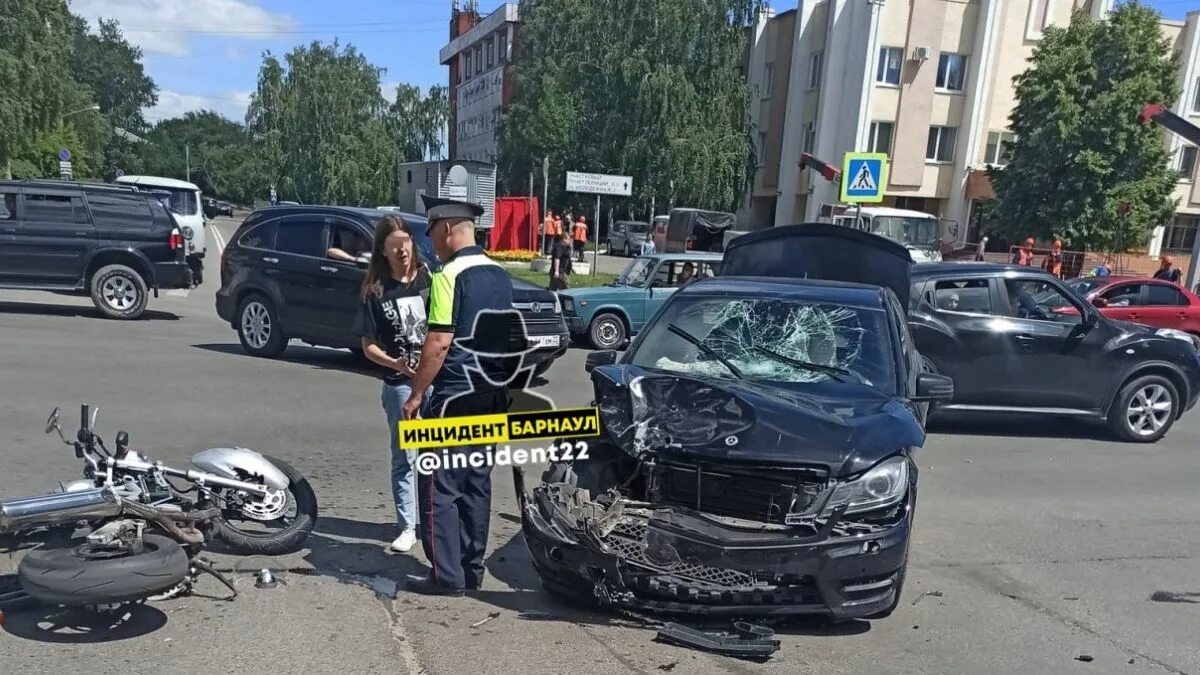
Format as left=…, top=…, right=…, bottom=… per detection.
left=18, top=534, right=188, bottom=607
left=212, top=455, right=317, bottom=556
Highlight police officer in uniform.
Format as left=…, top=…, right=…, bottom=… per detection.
left=403, top=194, right=515, bottom=596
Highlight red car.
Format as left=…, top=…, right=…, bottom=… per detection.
left=1064, top=276, right=1200, bottom=333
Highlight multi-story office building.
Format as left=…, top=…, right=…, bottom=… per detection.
left=744, top=1, right=1200, bottom=257
left=440, top=2, right=520, bottom=163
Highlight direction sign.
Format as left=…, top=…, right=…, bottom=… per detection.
left=58, top=148, right=71, bottom=162
left=839, top=152, right=888, bottom=204
left=566, top=171, right=633, bottom=197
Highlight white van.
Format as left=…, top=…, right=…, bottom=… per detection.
left=115, top=175, right=207, bottom=284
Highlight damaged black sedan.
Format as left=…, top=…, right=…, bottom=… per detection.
left=515, top=224, right=953, bottom=621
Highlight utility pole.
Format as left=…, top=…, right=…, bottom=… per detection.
left=185, top=144, right=190, bottom=183
left=528, top=171, right=535, bottom=250
left=541, top=155, right=549, bottom=253
left=592, top=195, right=600, bottom=278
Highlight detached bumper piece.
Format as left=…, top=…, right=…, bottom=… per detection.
left=656, top=621, right=780, bottom=661
left=518, top=475, right=911, bottom=621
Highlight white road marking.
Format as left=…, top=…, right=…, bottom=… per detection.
left=166, top=289, right=190, bottom=298
left=208, top=221, right=227, bottom=257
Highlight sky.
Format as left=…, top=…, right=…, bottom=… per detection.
left=68, top=0, right=1196, bottom=126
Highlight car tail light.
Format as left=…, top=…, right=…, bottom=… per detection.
left=169, top=228, right=184, bottom=251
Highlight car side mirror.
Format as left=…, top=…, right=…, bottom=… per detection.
left=1091, top=296, right=1108, bottom=308
left=355, top=254, right=371, bottom=268
left=914, top=373, right=954, bottom=402
left=585, top=350, right=618, bottom=373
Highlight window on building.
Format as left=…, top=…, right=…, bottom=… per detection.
left=499, top=32, right=507, bottom=62
left=464, top=51, right=472, bottom=80
left=757, top=132, right=768, bottom=166
left=1178, top=145, right=1198, bottom=181
left=1192, top=77, right=1200, bottom=114
left=802, top=122, right=815, bottom=153
left=808, top=51, right=823, bottom=89
left=475, top=46, right=482, bottom=74
left=876, top=47, right=902, bottom=86
left=868, top=121, right=894, bottom=155
left=763, top=62, right=774, bottom=98
left=936, top=53, right=968, bottom=92
left=1164, top=214, right=1200, bottom=252
left=985, top=131, right=1015, bottom=166
left=926, top=126, right=958, bottom=163
left=894, top=196, right=929, bottom=213
left=488, top=38, right=496, bottom=67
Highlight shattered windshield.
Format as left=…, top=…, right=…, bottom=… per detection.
left=629, top=295, right=897, bottom=392
left=870, top=216, right=939, bottom=249
left=619, top=257, right=655, bottom=287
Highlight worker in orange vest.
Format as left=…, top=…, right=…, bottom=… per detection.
left=541, top=210, right=556, bottom=254
left=543, top=213, right=561, bottom=255
left=572, top=216, right=588, bottom=262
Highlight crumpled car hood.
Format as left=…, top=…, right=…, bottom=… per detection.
left=591, top=365, right=924, bottom=477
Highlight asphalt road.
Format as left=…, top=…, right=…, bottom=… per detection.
left=0, top=216, right=1197, bottom=674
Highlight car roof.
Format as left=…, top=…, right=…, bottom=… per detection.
left=679, top=275, right=887, bottom=308
left=252, top=204, right=430, bottom=227
left=115, top=175, right=201, bottom=191
left=912, top=261, right=1041, bottom=278
left=642, top=251, right=723, bottom=261
left=0, top=179, right=138, bottom=193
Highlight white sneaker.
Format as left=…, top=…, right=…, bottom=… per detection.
left=389, top=529, right=417, bottom=553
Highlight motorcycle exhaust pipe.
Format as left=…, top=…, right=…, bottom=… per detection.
left=0, top=487, right=122, bottom=532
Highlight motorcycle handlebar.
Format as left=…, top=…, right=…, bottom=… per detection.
left=80, top=404, right=90, bottom=433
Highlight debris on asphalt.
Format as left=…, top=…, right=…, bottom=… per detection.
left=911, top=590, right=945, bottom=606
left=255, top=569, right=278, bottom=589
left=657, top=662, right=678, bottom=671
left=470, top=611, right=501, bottom=628
left=1128, top=658, right=1135, bottom=664
left=1075, top=655, right=1094, bottom=663
left=1063, top=596, right=1079, bottom=601
left=912, top=625, right=919, bottom=630
left=1150, top=590, right=1200, bottom=604
left=518, top=610, right=559, bottom=621
left=655, top=621, right=780, bottom=661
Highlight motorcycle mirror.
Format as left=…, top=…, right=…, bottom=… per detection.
left=115, top=431, right=130, bottom=459
left=44, top=407, right=60, bottom=435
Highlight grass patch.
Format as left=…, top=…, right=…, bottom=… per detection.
left=507, top=267, right=620, bottom=289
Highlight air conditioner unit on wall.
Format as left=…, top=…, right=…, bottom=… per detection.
left=912, top=46, right=930, bottom=62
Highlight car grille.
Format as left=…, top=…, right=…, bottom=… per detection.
left=515, top=314, right=565, bottom=337
left=653, top=460, right=827, bottom=525
left=603, top=518, right=820, bottom=604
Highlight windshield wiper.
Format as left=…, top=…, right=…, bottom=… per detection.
left=666, top=323, right=743, bottom=379
left=751, top=345, right=863, bottom=385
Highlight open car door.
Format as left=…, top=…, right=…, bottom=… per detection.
left=718, top=222, right=914, bottom=308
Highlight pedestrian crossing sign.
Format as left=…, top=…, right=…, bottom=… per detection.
left=840, top=152, right=888, bottom=203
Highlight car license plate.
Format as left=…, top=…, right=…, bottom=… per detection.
left=531, top=335, right=560, bottom=348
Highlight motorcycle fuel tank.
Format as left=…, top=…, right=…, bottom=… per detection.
left=191, top=448, right=290, bottom=491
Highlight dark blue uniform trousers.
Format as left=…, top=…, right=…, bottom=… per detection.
left=418, top=389, right=508, bottom=590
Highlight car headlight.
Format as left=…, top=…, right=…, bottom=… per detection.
left=1156, top=328, right=1197, bottom=348
left=559, top=296, right=572, bottom=313
left=820, top=456, right=909, bottom=518
left=181, top=226, right=194, bottom=240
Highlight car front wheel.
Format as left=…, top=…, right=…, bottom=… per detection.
left=237, top=294, right=287, bottom=358
left=588, top=313, right=626, bottom=350
left=1107, top=374, right=1178, bottom=443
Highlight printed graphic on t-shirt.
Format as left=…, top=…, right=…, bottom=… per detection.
left=382, top=295, right=428, bottom=367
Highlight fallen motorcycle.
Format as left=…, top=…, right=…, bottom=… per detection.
left=0, top=404, right=317, bottom=608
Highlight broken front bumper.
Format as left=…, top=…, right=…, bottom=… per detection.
left=514, top=468, right=912, bottom=621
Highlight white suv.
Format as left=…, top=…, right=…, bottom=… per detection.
left=116, top=175, right=207, bottom=284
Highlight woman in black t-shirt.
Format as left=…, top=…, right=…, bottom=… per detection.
left=352, top=214, right=431, bottom=554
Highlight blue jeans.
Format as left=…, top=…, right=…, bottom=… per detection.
left=382, top=381, right=418, bottom=531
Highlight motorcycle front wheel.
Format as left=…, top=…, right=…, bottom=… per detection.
left=211, top=455, right=317, bottom=556
left=18, top=534, right=188, bottom=607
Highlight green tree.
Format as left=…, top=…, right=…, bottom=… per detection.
left=989, top=3, right=1181, bottom=252
left=246, top=41, right=449, bottom=205
left=498, top=0, right=758, bottom=213
left=140, top=111, right=260, bottom=204
left=0, top=0, right=76, bottom=178
left=66, top=16, right=158, bottom=179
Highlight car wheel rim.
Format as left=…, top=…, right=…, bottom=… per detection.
left=101, top=276, right=137, bottom=311
left=596, top=320, right=620, bottom=347
left=241, top=302, right=271, bottom=349
left=1126, top=383, right=1172, bottom=436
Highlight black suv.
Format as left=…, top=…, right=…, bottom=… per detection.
left=909, top=262, right=1200, bottom=442
left=0, top=180, right=194, bottom=319
left=216, top=205, right=569, bottom=374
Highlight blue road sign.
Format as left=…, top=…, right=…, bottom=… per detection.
left=115, top=169, right=125, bottom=177
left=840, top=153, right=888, bottom=203
left=58, top=148, right=71, bottom=162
